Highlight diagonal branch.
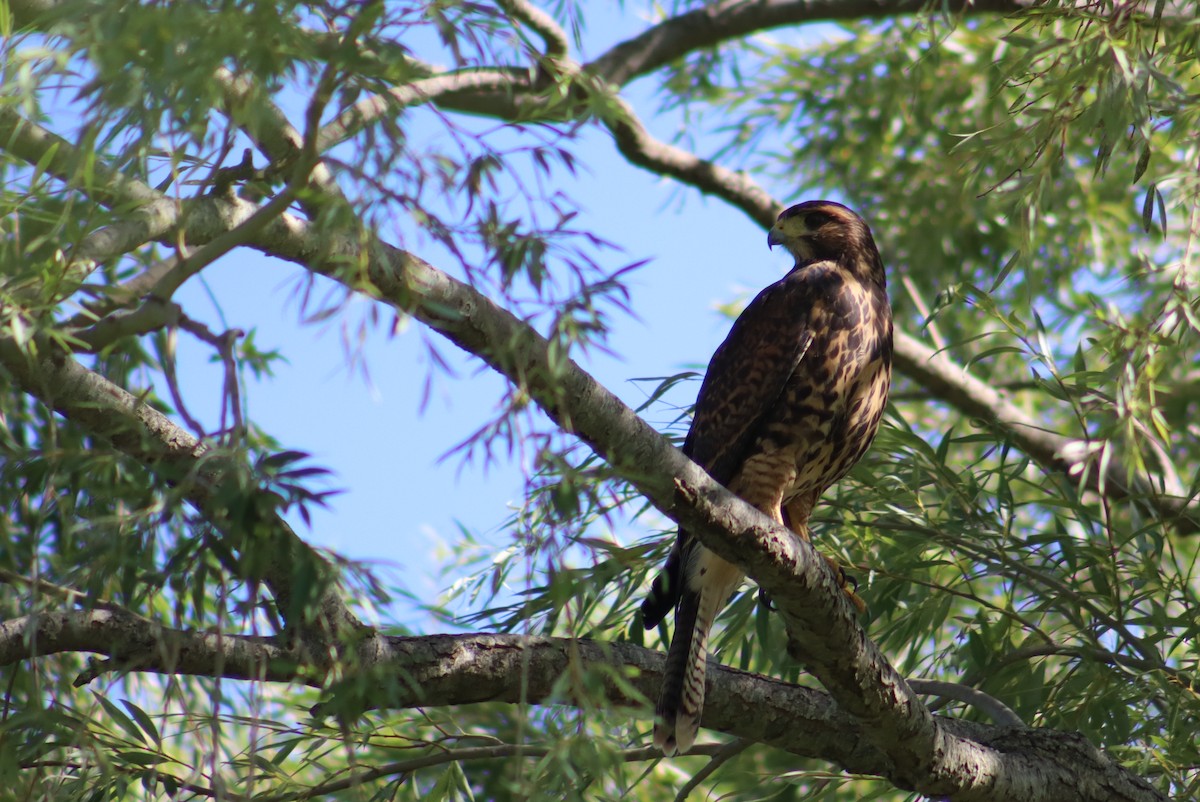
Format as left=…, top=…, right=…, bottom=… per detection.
left=892, top=329, right=1200, bottom=531
left=0, top=325, right=364, bottom=651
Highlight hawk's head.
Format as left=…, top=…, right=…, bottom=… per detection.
left=768, top=200, right=885, bottom=285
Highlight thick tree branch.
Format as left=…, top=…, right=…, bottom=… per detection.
left=586, top=0, right=1025, bottom=88
left=0, top=609, right=287, bottom=684
left=0, top=614, right=1161, bottom=802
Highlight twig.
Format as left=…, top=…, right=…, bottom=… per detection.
left=908, top=678, right=1025, bottom=727
left=673, top=739, right=749, bottom=802
left=65, top=255, right=181, bottom=327
left=959, top=641, right=1191, bottom=688
left=0, top=568, right=126, bottom=613
left=255, top=743, right=725, bottom=802
left=67, top=248, right=245, bottom=354
left=499, top=0, right=569, bottom=61
left=901, top=274, right=947, bottom=351
left=160, top=327, right=207, bottom=437
left=316, top=70, right=526, bottom=153
left=72, top=296, right=182, bottom=352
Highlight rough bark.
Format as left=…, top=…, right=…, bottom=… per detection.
left=0, top=612, right=1162, bottom=802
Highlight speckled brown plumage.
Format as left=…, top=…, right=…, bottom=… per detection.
left=642, top=200, right=893, bottom=756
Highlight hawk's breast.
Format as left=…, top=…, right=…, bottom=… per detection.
left=761, top=270, right=892, bottom=502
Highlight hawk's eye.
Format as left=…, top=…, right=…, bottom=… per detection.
left=805, top=211, right=832, bottom=229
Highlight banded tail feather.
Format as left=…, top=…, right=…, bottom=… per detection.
left=652, top=579, right=730, bottom=756
left=653, top=586, right=701, bottom=755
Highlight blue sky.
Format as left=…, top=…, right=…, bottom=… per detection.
left=164, top=10, right=829, bottom=626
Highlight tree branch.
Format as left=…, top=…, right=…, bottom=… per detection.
left=316, top=70, right=527, bottom=154
left=499, top=0, right=569, bottom=62
left=0, top=316, right=365, bottom=652
left=892, top=329, right=1200, bottom=531
left=0, top=615, right=1162, bottom=802
left=0, top=609, right=288, bottom=684
left=259, top=744, right=728, bottom=802
left=585, top=0, right=1026, bottom=88
left=908, top=678, right=1024, bottom=728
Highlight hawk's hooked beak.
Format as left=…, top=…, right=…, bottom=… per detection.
left=767, top=228, right=783, bottom=249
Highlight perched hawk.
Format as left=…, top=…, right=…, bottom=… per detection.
left=642, top=200, right=893, bottom=756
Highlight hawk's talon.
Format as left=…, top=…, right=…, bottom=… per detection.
left=842, top=570, right=859, bottom=593
left=821, top=553, right=868, bottom=615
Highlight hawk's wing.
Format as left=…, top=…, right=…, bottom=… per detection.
left=683, top=264, right=821, bottom=483
left=641, top=264, right=822, bottom=630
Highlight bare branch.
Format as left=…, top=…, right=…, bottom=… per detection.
left=672, top=739, right=749, bottom=802
left=498, top=0, right=569, bottom=61
left=0, top=568, right=127, bottom=614
left=71, top=296, right=182, bottom=352
left=585, top=0, right=1026, bottom=88
left=908, top=678, right=1025, bottom=728
left=316, top=70, right=528, bottom=154
left=160, top=327, right=207, bottom=436
left=66, top=256, right=182, bottom=326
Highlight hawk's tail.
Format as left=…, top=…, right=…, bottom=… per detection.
left=653, top=586, right=719, bottom=756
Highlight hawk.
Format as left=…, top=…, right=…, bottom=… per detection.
left=641, top=200, right=893, bottom=756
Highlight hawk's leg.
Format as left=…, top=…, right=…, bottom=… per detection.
left=784, top=497, right=868, bottom=614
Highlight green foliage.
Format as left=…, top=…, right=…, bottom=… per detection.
left=2, top=0, right=1200, bottom=800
